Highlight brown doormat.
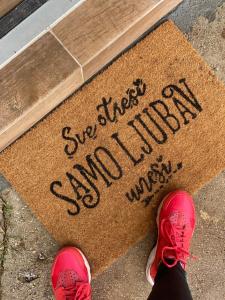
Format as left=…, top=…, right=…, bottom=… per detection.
left=0, top=21, right=225, bottom=275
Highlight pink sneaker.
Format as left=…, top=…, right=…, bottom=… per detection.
left=146, top=190, right=196, bottom=286
left=51, top=247, right=91, bottom=300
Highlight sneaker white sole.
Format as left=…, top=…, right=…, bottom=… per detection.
left=77, top=248, right=92, bottom=283
left=145, top=192, right=173, bottom=286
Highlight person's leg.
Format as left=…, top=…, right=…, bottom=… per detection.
left=148, top=261, right=192, bottom=300
left=51, top=247, right=91, bottom=300
left=146, top=190, right=195, bottom=300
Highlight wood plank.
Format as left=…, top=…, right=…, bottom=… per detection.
left=0, top=32, right=83, bottom=152
left=53, top=0, right=183, bottom=80
left=0, top=0, right=23, bottom=17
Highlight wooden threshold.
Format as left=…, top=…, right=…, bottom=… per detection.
left=0, top=0, right=183, bottom=152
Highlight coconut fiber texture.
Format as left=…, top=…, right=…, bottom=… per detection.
left=0, top=21, right=225, bottom=275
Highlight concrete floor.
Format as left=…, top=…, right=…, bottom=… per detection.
left=0, top=0, right=225, bottom=299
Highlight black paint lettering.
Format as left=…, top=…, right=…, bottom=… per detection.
left=66, top=172, right=90, bottom=200
left=127, top=119, right=153, bottom=155
left=96, top=79, right=146, bottom=127
left=74, top=154, right=112, bottom=189
left=127, top=88, right=139, bottom=107
left=97, top=97, right=116, bottom=124
left=97, top=114, right=107, bottom=126
left=162, top=78, right=203, bottom=112
left=124, top=156, right=183, bottom=207
left=142, top=195, right=154, bottom=207
left=150, top=163, right=166, bottom=184
left=126, top=176, right=153, bottom=202
left=75, top=132, right=85, bottom=145
left=94, top=146, right=123, bottom=180
left=81, top=193, right=99, bottom=209
left=62, top=127, right=78, bottom=157
left=149, top=101, right=180, bottom=134
left=50, top=181, right=80, bottom=216
left=161, top=160, right=172, bottom=175
left=172, top=98, right=197, bottom=124
left=133, top=78, right=146, bottom=96
left=86, top=125, right=97, bottom=139
left=113, top=101, right=125, bottom=119
left=135, top=109, right=168, bottom=144
left=111, top=132, right=145, bottom=166
left=121, top=97, right=130, bottom=110
left=74, top=155, right=112, bottom=209
left=75, top=125, right=98, bottom=145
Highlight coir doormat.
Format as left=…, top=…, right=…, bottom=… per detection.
left=0, top=21, right=225, bottom=275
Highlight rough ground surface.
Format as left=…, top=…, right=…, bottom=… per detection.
left=0, top=1, right=225, bottom=299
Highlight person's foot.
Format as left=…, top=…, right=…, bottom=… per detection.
left=51, top=247, right=91, bottom=300
left=146, top=190, right=196, bottom=286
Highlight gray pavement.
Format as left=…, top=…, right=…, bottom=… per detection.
left=1, top=1, right=225, bottom=299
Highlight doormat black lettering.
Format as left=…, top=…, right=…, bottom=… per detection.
left=50, top=78, right=202, bottom=216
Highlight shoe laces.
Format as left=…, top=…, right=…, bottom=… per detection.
left=62, top=285, right=76, bottom=300
left=56, top=270, right=91, bottom=300
left=160, top=218, right=193, bottom=268
left=57, top=282, right=91, bottom=300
